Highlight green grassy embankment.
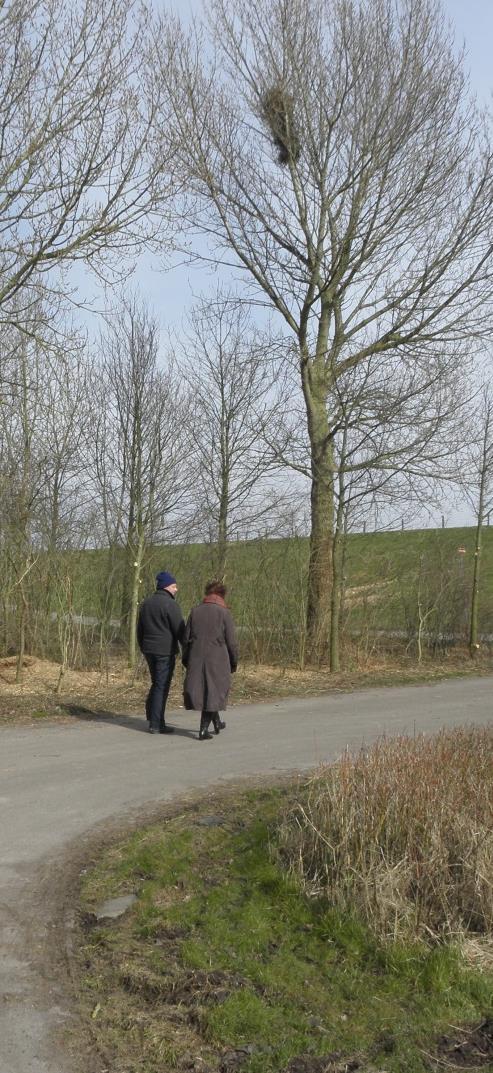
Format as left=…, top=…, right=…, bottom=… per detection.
left=63, top=527, right=493, bottom=663
left=77, top=731, right=493, bottom=1073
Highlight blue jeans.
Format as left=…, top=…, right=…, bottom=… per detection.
left=145, top=654, right=175, bottom=730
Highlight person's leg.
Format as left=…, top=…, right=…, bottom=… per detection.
left=199, top=711, right=213, bottom=740
left=145, top=654, right=156, bottom=728
left=149, top=657, right=174, bottom=734
left=159, top=655, right=175, bottom=732
left=211, top=711, right=226, bottom=734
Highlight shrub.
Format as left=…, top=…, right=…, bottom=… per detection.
left=278, top=727, right=493, bottom=941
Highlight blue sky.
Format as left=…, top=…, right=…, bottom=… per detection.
left=444, top=0, right=492, bottom=102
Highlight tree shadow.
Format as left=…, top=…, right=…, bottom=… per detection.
left=61, top=704, right=199, bottom=738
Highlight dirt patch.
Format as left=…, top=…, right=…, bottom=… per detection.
left=285, top=1056, right=370, bottom=1073
left=166, top=970, right=256, bottom=1007
left=218, top=1048, right=374, bottom=1073
left=344, top=579, right=394, bottom=608
left=434, top=1020, right=493, bottom=1068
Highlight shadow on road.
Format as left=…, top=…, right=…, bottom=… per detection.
left=61, top=704, right=198, bottom=739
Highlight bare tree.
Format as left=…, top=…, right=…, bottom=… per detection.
left=162, top=0, right=493, bottom=661
left=265, top=336, right=469, bottom=667
left=20, top=326, right=92, bottom=553
left=0, top=326, right=47, bottom=677
left=0, top=300, right=92, bottom=674
left=177, top=292, right=288, bottom=576
left=327, top=348, right=469, bottom=667
left=0, top=0, right=178, bottom=330
left=91, top=296, right=189, bottom=668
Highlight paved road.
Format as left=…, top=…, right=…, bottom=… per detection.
left=1, top=677, right=492, bottom=1073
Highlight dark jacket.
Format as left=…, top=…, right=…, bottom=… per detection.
left=182, top=598, right=238, bottom=712
left=136, top=589, right=186, bottom=656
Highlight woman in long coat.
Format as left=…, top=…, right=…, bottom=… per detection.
left=182, top=580, right=239, bottom=740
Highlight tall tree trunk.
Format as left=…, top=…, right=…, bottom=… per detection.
left=307, top=475, right=333, bottom=662
left=305, top=390, right=334, bottom=663
left=16, top=590, right=26, bottom=684
left=298, top=296, right=332, bottom=660
left=215, top=384, right=230, bottom=581
left=329, top=431, right=349, bottom=673
left=55, top=574, right=73, bottom=694
left=45, top=479, right=61, bottom=626
left=330, top=496, right=346, bottom=672
left=469, top=516, right=482, bottom=657
left=300, top=301, right=335, bottom=665
left=469, top=411, right=490, bottom=657
left=215, top=536, right=228, bottom=581
left=120, top=546, right=132, bottom=637
left=128, top=529, right=145, bottom=670
left=16, top=341, right=31, bottom=681
left=121, top=478, right=137, bottom=636
left=216, top=474, right=229, bottom=579
left=121, top=500, right=139, bottom=644
left=329, top=531, right=342, bottom=671
left=99, top=547, right=119, bottom=677
left=470, top=477, right=487, bottom=658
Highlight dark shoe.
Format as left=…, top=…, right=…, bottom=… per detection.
left=213, top=718, right=226, bottom=735
left=159, top=725, right=174, bottom=734
left=148, top=726, right=157, bottom=734
left=198, top=729, right=213, bottom=740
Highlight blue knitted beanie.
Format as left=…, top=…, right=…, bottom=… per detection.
left=156, top=571, right=176, bottom=590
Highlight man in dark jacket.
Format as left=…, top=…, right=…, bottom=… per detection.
left=137, top=571, right=186, bottom=735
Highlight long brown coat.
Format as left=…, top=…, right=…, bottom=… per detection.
left=182, top=597, right=239, bottom=712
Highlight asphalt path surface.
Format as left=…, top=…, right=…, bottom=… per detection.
left=1, top=676, right=492, bottom=1073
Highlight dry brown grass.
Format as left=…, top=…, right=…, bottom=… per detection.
left=0, top=655, right=341, bottom=722
left=0, top=654, right=124, bottom=694
left=279, top=726, right=493, bottom=942
left=1, top=650, right=492, bottom=725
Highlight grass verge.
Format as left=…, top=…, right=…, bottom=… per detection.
left=76, top=781, right=493, bottom=1073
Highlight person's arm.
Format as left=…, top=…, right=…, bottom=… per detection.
left=224, top=610, right=239, bottom=672
left=168, top=598, right=187, bottom=650
left=181, top=614, right=192, bottom=667
left=136, top=606, right=144, bottom=651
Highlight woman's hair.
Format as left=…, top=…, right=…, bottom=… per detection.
left=205, top=579, right=227, bottom=597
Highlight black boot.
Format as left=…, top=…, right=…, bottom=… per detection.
left=212, top=712, right=226, bottom=735
left=199, top=713, right=213, bottom=741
